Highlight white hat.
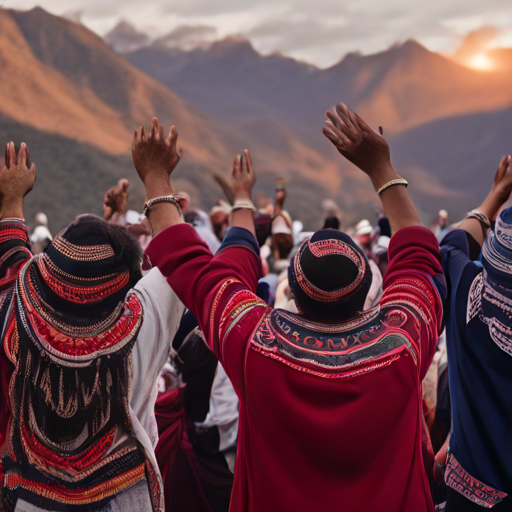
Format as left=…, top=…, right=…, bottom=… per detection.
left=272, top=211, right=293, bottom=235
left=355, top=219, right=373, bottom=236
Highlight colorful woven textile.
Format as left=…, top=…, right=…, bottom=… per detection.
left=0, top=217, right=160, bottom=512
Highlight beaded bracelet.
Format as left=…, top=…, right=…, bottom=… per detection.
left=466, top=209, right=491, bottom=229
left=232, top=199, right=257, bottom=212
left=377, top=178, right=409, bottom=196
left=143, top=195, right=182, bottom=217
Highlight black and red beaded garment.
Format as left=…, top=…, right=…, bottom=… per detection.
left=0, top=218, right=157, bottom=512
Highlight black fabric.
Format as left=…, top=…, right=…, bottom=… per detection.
left=300, top=249, right=359, bottom=292
left=378, top=217, right=392, bottom=238
left=173, top=311, right=218, bottom=423
left=322, top=217, right=340, bottom=230
left=254, top=213, right=273, bottom=248
left=288, top=229, right=372, bottom=323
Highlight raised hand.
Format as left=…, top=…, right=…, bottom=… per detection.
left=103, top=178, right=130, bottom=220
left=491, top=155, right=512, bottom=205
left=323, top=103, right=396, bottom=189
left=132, top=117, right=182, bottom=200
left=0, top=142, right=36, bottom=219
left=232, top=149, right=256, bottom=200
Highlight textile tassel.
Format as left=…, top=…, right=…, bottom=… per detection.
left=81, top=359, right=101, bottom=408
left=56, top=367, right=78, bottom=419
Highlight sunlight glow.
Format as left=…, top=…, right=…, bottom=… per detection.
left=469, top=52, right=494, bottom=71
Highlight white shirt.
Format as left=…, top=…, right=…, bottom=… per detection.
left=195, top=364, right=239, bottom=451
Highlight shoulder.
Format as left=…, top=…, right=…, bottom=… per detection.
left=131, top=268, right=183, bottom=319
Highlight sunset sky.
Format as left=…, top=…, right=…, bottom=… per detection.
left=8, top=0, right=512, bottom=66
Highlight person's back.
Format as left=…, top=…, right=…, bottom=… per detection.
left=0, top=145, right=184, bottom=512
left=131, top=111, right=444, bottom=511
left=440, top=163, right=512, bottom=511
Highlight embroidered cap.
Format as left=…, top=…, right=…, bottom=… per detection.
left=288, top=229, right=372, bottom=322
left=35, top=214, right=143, bottom=305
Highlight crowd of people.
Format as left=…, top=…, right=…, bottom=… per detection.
left=0, top=103, right=511, bottom=512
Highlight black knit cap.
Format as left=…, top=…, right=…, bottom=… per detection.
left=288, top=229, right=373, bottom=322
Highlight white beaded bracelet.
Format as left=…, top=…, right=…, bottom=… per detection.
left=143, top=195, right=182, bottom=217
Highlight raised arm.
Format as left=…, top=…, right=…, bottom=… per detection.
left=0, top=142, right=36, bottom=293
left=323, top=103, right=421, bottom=234
left=133, top=118, right=262, bottom=344
left=457, top=155, right=512, bottom=246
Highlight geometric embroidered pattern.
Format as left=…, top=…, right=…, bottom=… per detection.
left=445, top=453, right=507, bottom=508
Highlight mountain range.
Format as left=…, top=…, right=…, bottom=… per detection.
left=2, top=7, right=512, bottom=232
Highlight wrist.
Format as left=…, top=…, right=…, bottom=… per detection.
left=144, top=178, right=174, bottom=202
left=368, top=165, right=400, bottom=191
left=0, top=197, right=24, bottom=220
left=481, top=190, right=506, bottom=220
left=234, top=190, right=252, bottom=201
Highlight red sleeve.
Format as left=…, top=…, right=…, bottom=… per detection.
left=381, top=226, right=444, bottom=379
left=0, top=218, right=33, bottom=449
left=146, top=224, right=268, bottom=391
left=0, top=218, right=32, bottom=296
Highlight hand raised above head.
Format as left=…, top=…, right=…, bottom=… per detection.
left=132, top=118, right=182, bottom=198
left=0, top=142, right=36, bottom=202
left=322, top=103, right=392, bottom=179
left=491, top=155, right=512, bottom=204
left=232, top=149, right=256, bottom=200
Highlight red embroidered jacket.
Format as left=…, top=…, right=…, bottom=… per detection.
left=146, top=224, right=444, bottom=512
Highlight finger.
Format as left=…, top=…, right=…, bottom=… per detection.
left=335, top=103, right=356, bottom=129
left=326, top=110, right=342, bottom=131
left=150, top=117, right=160, bottom=139
left=25, top=144, right=31, bottom=169
left=7, top=142, right=16, bottom=168
left=326, top=110, right=356, bottom=140
left=244, top=149, right=254, bottom=175
left=158, top=124, right=165, bottom=142
left=495, top=155, right=509, bottom=183
left=5, top=143, right=10, bottom=168
left=232, top=155, right=241, bottom=178
left=18, top=143, right=27, bottom=168
left=132, top=130, right=139, bottom=153
left=323, top=127, right=342, bottom=146
left=324, top=120, right=351, bottom=145
left=169, top=126, right=178, bottom=148
left=352, top=110, right=372, bottom=133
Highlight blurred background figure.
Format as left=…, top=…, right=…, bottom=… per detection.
left=29, top=212, right=52, bottom=254
left=103, top=178, right=153, bottom=247
left=210, top=201, right=232, bottom=242
left=434, top=209, right=450, bottom=242
left=321, top=198, right=342, bottom=230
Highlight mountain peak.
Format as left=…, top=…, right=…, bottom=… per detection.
left=209, top=35, right=257, bottom=57
left=104, top=19, right=150, bottom=54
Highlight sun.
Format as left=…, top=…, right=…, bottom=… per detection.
left=469, top=52, right=494, bottom=71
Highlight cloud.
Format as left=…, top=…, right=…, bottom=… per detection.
left=7, top=0, right=512, bottom=67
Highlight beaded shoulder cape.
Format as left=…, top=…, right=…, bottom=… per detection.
left=0, top=220, right=154, bottom=512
